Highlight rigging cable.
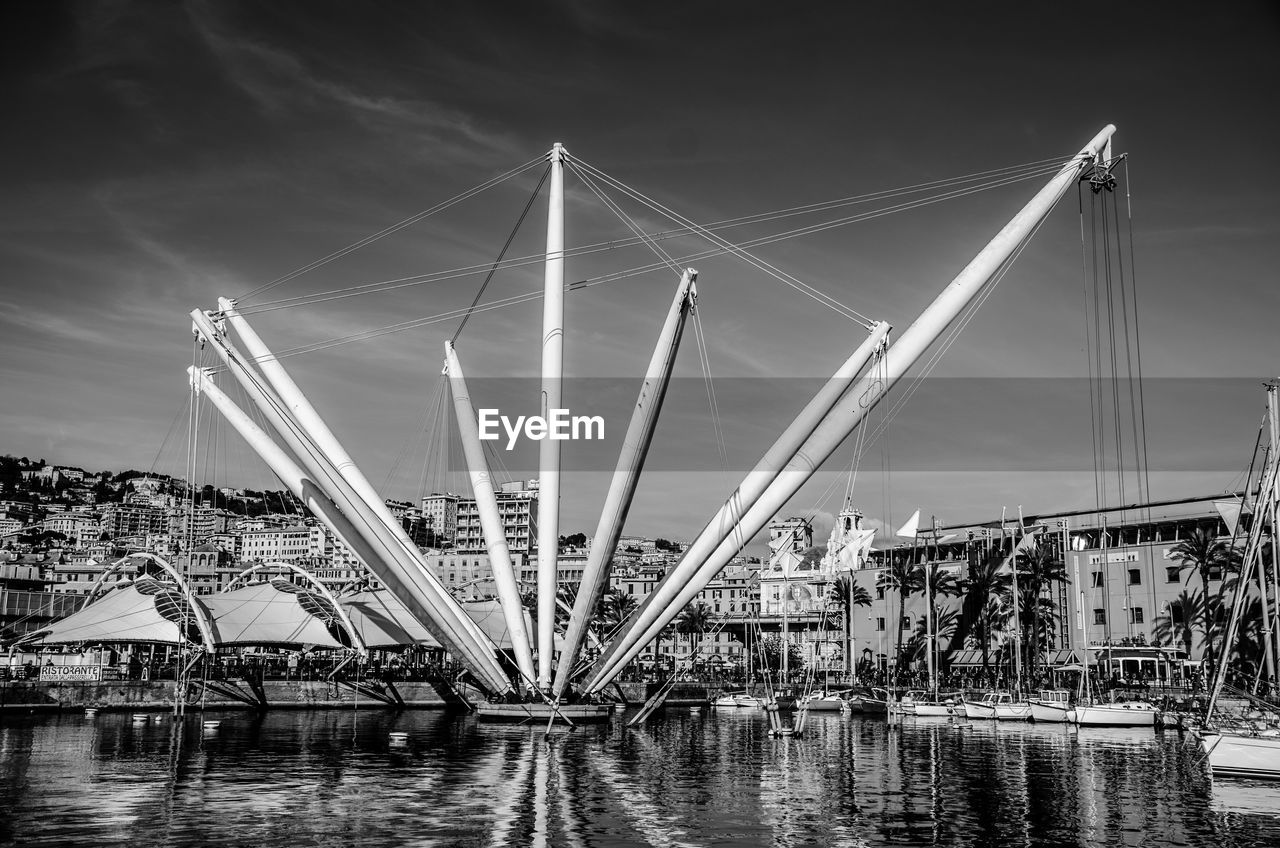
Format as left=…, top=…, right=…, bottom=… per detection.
left=210, top=164, right=1073, bottom=375
left=236, top=155, right=1069, bottom=315
left=452, top=163, right=552, bottom=344
left=237, top=155, right=548, bottom=304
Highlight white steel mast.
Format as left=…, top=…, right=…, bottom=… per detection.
left=582, top=320, right=891, bottom=684
left=586, top=124, right=1117, bottom=692
left=189, top=311, right=511, bottom=694
left=551, top=269, right=697, bottom=697
left=216, top=299, right=499, bottom=652
left=188, top=366, right=514, bottom=695
left=445, top=340, right=538, bottom=688
left=536, top=143, right=566, bottom=691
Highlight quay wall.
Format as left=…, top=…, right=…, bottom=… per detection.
left=0, top=680, right=451, bottom=712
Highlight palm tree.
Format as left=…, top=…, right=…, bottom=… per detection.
left=1171, top=525, right=1241, bottom=681
left=1153, top=587, right=1202, bottom=660
left=1015, top=541, right=1068, bottom=678
left=954, top=547, right=1012, bottom=677
left=877, top=556, right=925, bottom=683
left=676, top=602, right=713, bottom=668
left=829, top=575, right=872, bottom=673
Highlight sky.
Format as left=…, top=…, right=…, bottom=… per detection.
left=2, top=1, right=1279, bottom=548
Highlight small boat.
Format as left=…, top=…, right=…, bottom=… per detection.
left=908, top=691, right=959, bottom=717
left=962, top=692, right=1010, bottom=720
left=859, top=687, right=889, bottom=716
left=712, top=689, right=764, bottom=709
left=1072, top=700, right=1158, bottom=727
left=1028, top=690, right=1072, bottom=723
left=1200, top=729, right=1280, bottom=780
left=801, top=690, right=850, bottom=711
left=994, top=698, right=1033, bottom=722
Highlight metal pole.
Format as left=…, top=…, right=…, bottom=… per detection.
left=445, top=342, right=537, bottom=686
left=552, top=271, right=696, bottom=696
left=188, top=367, right=513, bottom=695
left=536, top=143, right=565, bottom=691
left=586, top=125, right=1117, bottom=693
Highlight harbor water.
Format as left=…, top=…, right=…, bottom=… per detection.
left=1, top=708, right=1278, bottom=847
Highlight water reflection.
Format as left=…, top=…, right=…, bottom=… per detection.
left=1, top=710, right=1279, bottom=846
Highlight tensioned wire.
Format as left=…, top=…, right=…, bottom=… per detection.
left=855, top=186, right=1066, bottom=456
left=569, top=152, right=874, bottom=327
left=219, top=162, right=1070, bottom=370
left=235, top=155, right=549, bottom=304
left=235, top=155, right=1071, bottom=316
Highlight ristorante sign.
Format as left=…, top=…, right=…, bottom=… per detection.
left=38, top=665, right=102, bottom=683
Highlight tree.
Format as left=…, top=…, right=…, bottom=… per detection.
left=599, top=590, right=638, bottom=634
left=954, top=547, right=1012, bottom=677
left=876, top=556, right=924, bottom=681
left=676, top=602, right=713, bottom=662
left=1153, top=588, right=1202, bottom=659
left=829, top=575, right=872, bottom=672
left=1171, top=525, right=1241, bottom=682
left=1015, top=541, right=1068, bottom=676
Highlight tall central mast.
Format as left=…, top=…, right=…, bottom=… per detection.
left=536, top=142, right=566, bottom=690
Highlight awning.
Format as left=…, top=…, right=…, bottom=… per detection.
left=338, top=591, right=546, bottom=651
left=341, top=590, right=437, bottom=648
left=945, top=649, right=986, bottom=667
left=18, top=578, right=201, bottom=647
left=203, top=581, right=344, bottom=649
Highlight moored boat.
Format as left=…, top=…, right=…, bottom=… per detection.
left=476, top=702, right=614, bottom=724
left=962, top=692, right=1009, bottom=720
left=1200, top=730, right=1280, bottom=780
left=1072, top=701, right=1158, bottom=727
left=801, top=690, right=850, bottom=711
left=994, top=699, right=1033, bottom=721
left=1028, top=689, right=1072, bottom=723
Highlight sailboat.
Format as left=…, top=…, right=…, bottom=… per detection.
left=186, top=126, right=1119, bottom=725
left=1198, top=382, right=1280, bottom=779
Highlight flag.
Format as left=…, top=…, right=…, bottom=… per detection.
left=1214, top=498, right=1243, bottom=537
left=836, top=528, right=877, bottom=571
left=996, top=526, right=1043, bottom=574
left=771, top=549, right=804, bottom=576
left=896, top=510, right=920, bottom=539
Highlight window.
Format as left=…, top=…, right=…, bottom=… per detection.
left=1166, top=566, right=1180, bottom=584
left=1130, top=607, right=1144, bottom=624
left=876, top=586, right=885, bottom=600
left=1128, top=568, right=1142, bottom=586
left=1093, top=609, right=1107, bottom=625
left=1208, top=566, right=1223, bottom=581
left=876, top=617, right=886, bottom=632
left=1091, top=571, right=1103, bottom=588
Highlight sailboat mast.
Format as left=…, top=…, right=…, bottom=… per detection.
left=536, top=143, right=566, bottom=691
left=1268, top=383, right=1280, bottom=676
left=925, top=518, right=935, bottom=694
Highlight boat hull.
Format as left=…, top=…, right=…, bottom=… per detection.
left=1029, top=700, right=1072, bottom=723
left=962, top=701, right=996, bottom=720
left=476, top=702, right=613, bottom=724
left=804, top=696, right=847, bottom=711
left=1201, top=731, right=1280, bottom=780
left=1073, top=702, right=1157, bottom=727
left=913, top=702, right=954, bottom=717
left=994, top=702, right=1032, bottom=721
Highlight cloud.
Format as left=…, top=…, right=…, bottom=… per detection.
left=186, top=1, right=517, bottom=164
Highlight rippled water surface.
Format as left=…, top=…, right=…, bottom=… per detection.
left=2, top=708, right=1279, bottom=847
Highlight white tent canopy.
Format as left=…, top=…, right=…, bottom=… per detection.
left=21, top=578, right=197, bottom=647
left=203, top=581, right=346, bottom=649
left=340, top=591, right=546, bottom=652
